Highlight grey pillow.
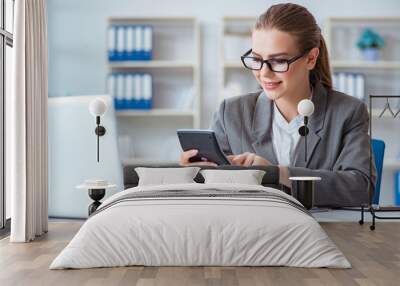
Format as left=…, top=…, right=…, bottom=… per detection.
left=200, top=169, right=266, bottom=185
left=135, top=167, right=200, bottom=186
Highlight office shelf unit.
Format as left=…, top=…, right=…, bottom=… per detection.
left=325, top=17, right=400, bottom=208
left=220, top=17, right=259, bottom=103
left=108, top=17, right=201, bottom=162
left=324, top=17, right=400, bottom=105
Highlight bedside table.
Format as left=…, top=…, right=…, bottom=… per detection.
left=76, top=180, right=116, bottom=216
left=289, top=176, right=321, bottom=210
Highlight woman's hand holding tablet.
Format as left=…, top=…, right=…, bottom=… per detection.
left=177, top=129, right=231, bottom=166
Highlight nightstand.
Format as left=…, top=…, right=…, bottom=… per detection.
left=76, top=180, right=116, bottom=216
left=289, top=176, right=321, bottom=210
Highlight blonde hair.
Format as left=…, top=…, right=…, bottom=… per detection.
left=254, top=3, right=332, bottom=90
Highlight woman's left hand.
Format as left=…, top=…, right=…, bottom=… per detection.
left=227, top=152, right=272, bottom=166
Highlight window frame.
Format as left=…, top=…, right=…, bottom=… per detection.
left=0, top=0, right=13, bottom=232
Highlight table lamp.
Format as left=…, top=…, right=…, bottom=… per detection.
left=89, top=98, right=107, bottom=162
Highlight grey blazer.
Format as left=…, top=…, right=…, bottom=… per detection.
left=210, top=82, right=376, bottom=207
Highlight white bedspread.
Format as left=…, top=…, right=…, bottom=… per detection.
left=50, top=183, right=350, bottom=269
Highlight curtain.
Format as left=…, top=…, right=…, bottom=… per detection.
left=8, top=0, right=48, bottom=242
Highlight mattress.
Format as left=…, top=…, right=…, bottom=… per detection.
left=50, top=183, right=350, bottom=269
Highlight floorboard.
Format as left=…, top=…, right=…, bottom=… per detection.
left=0, top=221, right=399, bottom=286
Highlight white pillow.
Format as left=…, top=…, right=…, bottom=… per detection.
left=135, top=167, right=200, bottom=186
left=200, top=169, right=266, bottom=185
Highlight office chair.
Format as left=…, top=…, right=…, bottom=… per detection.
left=359, top=138, right=385, bottom=230
left=371, top=139, right=385, bottom=205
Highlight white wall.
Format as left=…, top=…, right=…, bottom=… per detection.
left=47, top=0, right=400, bottom=127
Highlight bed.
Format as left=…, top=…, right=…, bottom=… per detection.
left=50, top=165, right=350, bottom=269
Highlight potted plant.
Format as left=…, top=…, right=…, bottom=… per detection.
left=356, top=28, right=384, bottom=61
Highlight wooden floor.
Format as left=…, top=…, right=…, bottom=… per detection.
left=0, top=222, right=399, bottom=286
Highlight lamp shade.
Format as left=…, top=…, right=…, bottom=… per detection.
left=89, top=98, right=107, bottom=117
left=297, top=99, right=314, bottom=117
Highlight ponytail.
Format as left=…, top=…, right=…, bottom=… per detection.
left=310, top=35, right=332, bottom=90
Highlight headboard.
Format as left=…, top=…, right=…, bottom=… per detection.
left=123, top=164, right=283, bottom=191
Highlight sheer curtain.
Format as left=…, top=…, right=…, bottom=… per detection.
left=8, top=0, right=48, bottom=242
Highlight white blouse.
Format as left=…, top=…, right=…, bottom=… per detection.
left=272, top=103, right=303, bottom=166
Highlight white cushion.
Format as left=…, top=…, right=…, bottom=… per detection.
left=200, top=169, right=266, bottom=185
left=135, top=167, right=200, bottom=186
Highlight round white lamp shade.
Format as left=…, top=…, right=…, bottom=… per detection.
left=89, top=98, right=107, bottom=117
left=297, top=99, right=314, bottom=117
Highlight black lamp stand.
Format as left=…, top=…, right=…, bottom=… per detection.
left=95, top=115, right=106, bottom=162
left=298, top=116, right=310, bottom=162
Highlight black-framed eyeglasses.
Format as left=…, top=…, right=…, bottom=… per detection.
left=240, top=49, right=307, bottom=72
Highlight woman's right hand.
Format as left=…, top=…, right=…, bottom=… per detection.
left=179, top=149, right=218, bottom=166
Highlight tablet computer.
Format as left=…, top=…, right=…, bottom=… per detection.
left=177, top=129, right=231, bottom=165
